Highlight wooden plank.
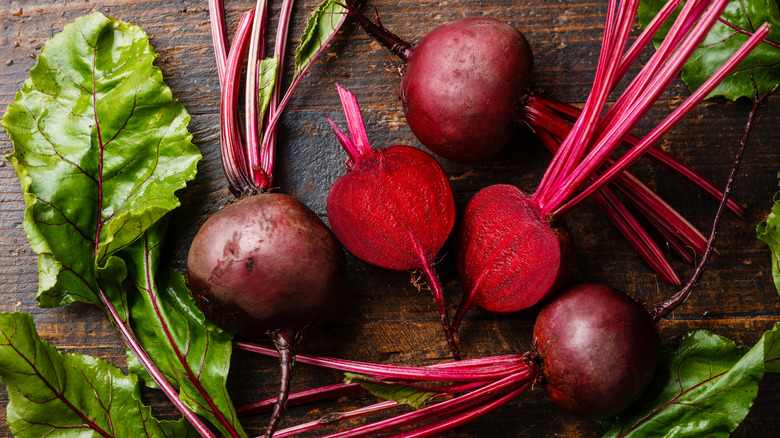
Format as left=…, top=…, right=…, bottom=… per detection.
left=1, top=0, right=779, bottom=436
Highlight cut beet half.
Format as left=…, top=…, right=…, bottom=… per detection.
left=326, top=84, right=460, bottom=359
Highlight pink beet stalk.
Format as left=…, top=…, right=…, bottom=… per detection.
left=325, top=85, right=461, bottom=359
left=452, top=0, right=770, bottom=333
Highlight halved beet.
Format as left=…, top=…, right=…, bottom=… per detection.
left=327, top=145, right=455, bottom=271
left=454, top=184, right=572, bottom=325
left=326, top=85, right=460, bottom=358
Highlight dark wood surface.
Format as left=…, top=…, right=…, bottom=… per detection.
left=2, top=0, right=780, bottom=436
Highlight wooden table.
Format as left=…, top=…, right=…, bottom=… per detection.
left=1, top=0, right=779, bottom=436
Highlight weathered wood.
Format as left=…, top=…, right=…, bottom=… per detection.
left=1, top=0, right=779, bottom=436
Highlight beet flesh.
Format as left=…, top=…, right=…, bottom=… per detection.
left=326, top=145, right=455, bottom=271
left=187, top=193, right=345, bottom=339
left=533, top=283, right=659, bottom=419
left=455, top=184, right=571, bottom=317
left=401, top=17, right=533, bottom=162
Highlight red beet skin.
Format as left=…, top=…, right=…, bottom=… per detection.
left=187, top=193, right=346, bottom=338
left=533, top=284, right=659, bottom=419
left=327, top=145, right=455, bottom=271
left=401, top=17, right=533, bottom=162
left=455, top=184, right=571, bottom=319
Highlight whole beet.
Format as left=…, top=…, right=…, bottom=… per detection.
left=533, top=283, right=659, bottom=419
left=400, top=17, right=533, bottom=162
left=344, top=0, right=534, bottom=163
left=187, top=193, right=345, bottom=338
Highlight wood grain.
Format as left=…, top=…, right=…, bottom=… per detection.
left=1, top=0, right=780, bottom=436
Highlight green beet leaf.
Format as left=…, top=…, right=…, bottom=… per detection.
left=757, top=179, right=780, bottom=295
left=638, top=0, right=780, bottom=100
left=0, top=312, right=196, bottom=437
left=257, top=55, right=280, bottom=137
left=1, top=12, right=200, bottom=309
left=122, top=219, right=244, bottom=438
left=344, top=373, right=437, bottom=409
left=293, top=0, right=349, bottom=81
left=601, top=323, right=780, bottom=437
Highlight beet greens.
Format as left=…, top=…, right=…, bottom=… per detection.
left=0, top=12, right=220, bottom=437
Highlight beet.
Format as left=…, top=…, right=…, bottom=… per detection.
left=327, top=145, right=454, bottom=271
left=345, top=0, right=533, bottom=162
left=399, top=17, right=533, bottom=162
left=533, top=284, right=659, bottom=419
left=454, top=185, right=572, bottom=322
left=188, top=193, right=345, bottom=338
left=187, top=193, right=345, bottom=437
left=326, top=85, right=460, bottom=358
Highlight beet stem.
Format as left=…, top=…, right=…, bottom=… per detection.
left=450, top=290, right=474, bottom=335
left=235, top=340, right=528, bottom=381
left=245, top=0, right=270, bottom=191
left=98, top=289, right=216, bottom=437
left=273, top=400, right=400, bottom=437
left=554, top=22, right=770, bottom=216
left=259, top=0, right=295, bottom=186
left=238, top=383, right=365, bottom=417
left=333, top=84, right=375, bottom=161
left=343, top=0, right=413, bottom=62
left=220, top=11, right=255, bottom=195
left=535, top=0, right=719, bottom=211
left=388, top=383, right=533, bottom=438
left=317, top=372, right=534, bottom=438
left=535, top=0, right=638, bottom=200
left=547, top=0, right=741, bottom=213
left=208, top=0, right=230, bottom=82
left=537, top=0, right=719, bottom=212
left=648, top=84, right=772, bottom=321
left=265, top=329, right=299, bottom=438
left=418, top=259, right=461, bottom=360
left=526, top=94, right=745, bottom=217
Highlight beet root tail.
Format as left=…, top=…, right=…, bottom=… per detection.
left=265, top=329, right=298, bottom=438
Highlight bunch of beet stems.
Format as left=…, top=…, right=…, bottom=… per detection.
left=230, top=78, right=768, bottom=438
left=514, top=0, right=755, bottom=282
left=209, top=0, right=342, bottom=194
left=206, top=0, right=346, bottom=436
left=209, top=0, right=283, bottom=195
left=235, top=341, right=540, bottom=438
